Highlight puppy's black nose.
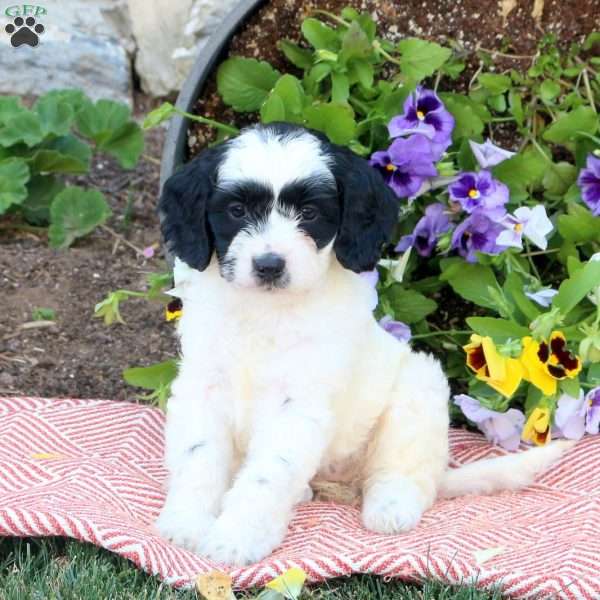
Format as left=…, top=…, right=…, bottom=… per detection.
left=252, top=253, right=286, bottom=283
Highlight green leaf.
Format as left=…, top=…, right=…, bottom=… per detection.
left=542, top=106, right=598, bottom=144
left=303, top=102, right=356, bottom=145
left=493, top=148, right=547, bottom=194
left=0, top=111, right=45, bottom=147
left=261, top=74, right=305, bottom=123
left=503, top=272, right=541, bottom=322
left=440, top=259, right=503, bottom=310
left=397, top=38, right=451, bottom=82
left=48, top=186, right=112, bottom=248
left=584, top=32, right=600, bottom=50
left=339, top=20, right=372, bottom=64
left=552, top=259, right=600, bottom=315
left=478, top=73, right=512, bottom=95
left=217, top=57, right=281, bottom=112
left=466, top=317, right=529, bottom=341
left=557, top=202, right=600, bottom=243
left=301, top=18, right=339, bottom=50
left=440, top=93, right=490, bottom=139
left=28, top=149, right=88, bottom=174
left=44, top=134, right=92, bottom=171
left=123, top=359, right=178, bottom=391
left=260, top=94, right=286, bottom=123
left=21, top=175, right=64, bottom=225
left=539, top=79, right=561, bottom=103
left=0, top=96, right=25, bottom=123
left=100, top=122, right=144, bottom=169
left=331, top=72, right=350, bottom=103
left=386, top=287, right=437, bottom=324
left=34, top=95, right=75, bottom=136
left=508, top=90, right=524, bottom=127
left=0, top=158, right=30, bottom=213
left=348, top=59, right=374, bottom=88
left=542, top=161, right=577, bottom=195
left=560, top=377, right=580, bottom=398
left=278, top=40, right=313, bottom=70
left=142, top=102, right=176, bottom=130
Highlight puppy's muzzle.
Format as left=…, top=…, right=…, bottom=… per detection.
left=252, top=252, right=286, bottom=286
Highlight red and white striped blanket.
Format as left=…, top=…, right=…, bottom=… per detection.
left=1, top=396, right=598, bottom=599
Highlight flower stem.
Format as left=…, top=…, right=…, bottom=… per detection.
left=411, top=330, right=471, bottom=339
left=582, top=69, right=597, bottom=113
left=175, top=108, right=239, bottom=135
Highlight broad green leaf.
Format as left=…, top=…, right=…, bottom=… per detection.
left=142, top=102, right=176, bottom=130
left=552, top=259, right=600, bottom=315
left=386, top=287, right=437, bottom=324
left=0, top=95, right=24, bottom=123
left=48, top=186, right=112, bottom=248
left=508, top=90, right=524, bottom=126
left=478, top=73, right=511, bottom=95
left=76, top=98, right=130, bottom=143
left=303, top=102, right=356, bottom=145
left=440, top=260, right=503, bottom=310
left=45, top=134, right=92, bottom=170
left=28, top=149, right=88, bottom=174
left=123, top=359, right=178, bottom=391
left=560, top=377, right=580, bottom=398
left=301, top=18, right=339, bottom=50
left=21, top=175, right=64, bottom=225
left=466, top=317, right=529, bottom=342
left=440, top=93, right=490, bottom=140
left=0, top=111, right=45, bottom=147
left=217, top=57, right=281, bottom=112
left=331, top=72, right=350, bottom=103
left=0, top=157, right=30, bottom=213
left=487, top=94, right=506, bottom=113
left=260, top=94, right=286, bottom=123
left=557, top=203, right=600, bottom=243
left=348, top=59, right=374, bottom=88
left=42, top=89, right=88, bottom=114
left=503, top=272, right=541, bottom=322
left=543, top=161, right=577, bottom=195
left=584, top=32, right=600, bottom=50
left=397, top=38, right=451, bottom=82
left=493, top=148, right=547, bottom=194
left=100, top=122, right=144, bottom=169
left=539, top=80, right=561, bottom=103
left=542, top=106, right=598, bottom=144
left=34, top=94, right=75, bottom=136
left=339, top=20, right=372, bottom=64
left=277, top=40, right=313, bottom=70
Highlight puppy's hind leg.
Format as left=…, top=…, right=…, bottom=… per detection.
left=361, top=352, right=450, bottom=534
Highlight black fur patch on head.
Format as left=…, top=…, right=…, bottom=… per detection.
left=158, top=144, right=227, bottom=271
left=278, top=178, right=340, bottom=249
left=324, top=141, right=399, bottom=272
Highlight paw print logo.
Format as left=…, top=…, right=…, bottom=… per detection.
left=5, top=16, right=45, bottom=48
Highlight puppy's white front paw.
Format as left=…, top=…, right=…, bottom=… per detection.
left=362, top=478, right=427, bottom=534
left=155, top=499, right=215, bottom=552
left=198, top=512, right=287, bottom=566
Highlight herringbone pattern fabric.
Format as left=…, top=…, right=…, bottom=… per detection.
left=1, top=397, right=597, bottom=599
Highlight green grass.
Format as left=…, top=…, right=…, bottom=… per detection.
left=0, top=538, right=500, bottom=599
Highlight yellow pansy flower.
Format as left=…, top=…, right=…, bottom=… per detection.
left=165, top=298, right=182, bottom=322
left=522, top=406, right=551, bottom=446
left=463, top=334, right=523, bottom=398
left=520, top=331, right=582, bottom=396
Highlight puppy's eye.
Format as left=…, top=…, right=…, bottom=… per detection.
left=300, top=205, right=318, bottom=221
left=228, top=202, right=246, bottom=219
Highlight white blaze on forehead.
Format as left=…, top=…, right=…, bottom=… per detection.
left=217, top=126, right=335, bottom=196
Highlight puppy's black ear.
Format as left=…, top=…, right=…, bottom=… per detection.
left=328, top=143, right=399, bottom=272
left=158, top=145, right=225, bottom=271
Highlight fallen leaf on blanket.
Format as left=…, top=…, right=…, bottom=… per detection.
left=195, top=571, right=236, bottom=600
left=499, top=0, right=517, bottom=23
left=531, top=0, right=544, bottom=23
left=30, top=452, right=66, bottom=460
left=473, top=546, right=505, bottom=565
left=260, top=567, right=307, bottom=600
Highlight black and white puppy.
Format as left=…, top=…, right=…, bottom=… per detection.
left=155, top=122, right=567, bottom=565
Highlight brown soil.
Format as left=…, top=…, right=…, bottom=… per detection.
left=189, top=0, right=599, bottom=156
left=0, top=93, right=177, bottom=401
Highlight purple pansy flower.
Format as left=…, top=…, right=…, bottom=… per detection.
left=396, top=203, right=452, bottom=257
left=553, top=388, right=600, bottom=439
left=577, top=154, right=600, bottom=216
left=369, top=135, right=438, bottom=198
left=388, top=86, right=455, bottom=159
left=454, top=394, right=525, bottom=451
left=448, top=170, right=509, bottom=221
left=359, top=269, right=379, bottom=311
left=451, top=212, right=506, bottom=263
left=586, top=387, right=600, bottom=435
left=379, top=315, right=412, bottom=343
left=469, top=139, right=515, bottom=169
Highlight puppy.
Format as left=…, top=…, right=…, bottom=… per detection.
left=155, top=122, right=567, bottom=566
